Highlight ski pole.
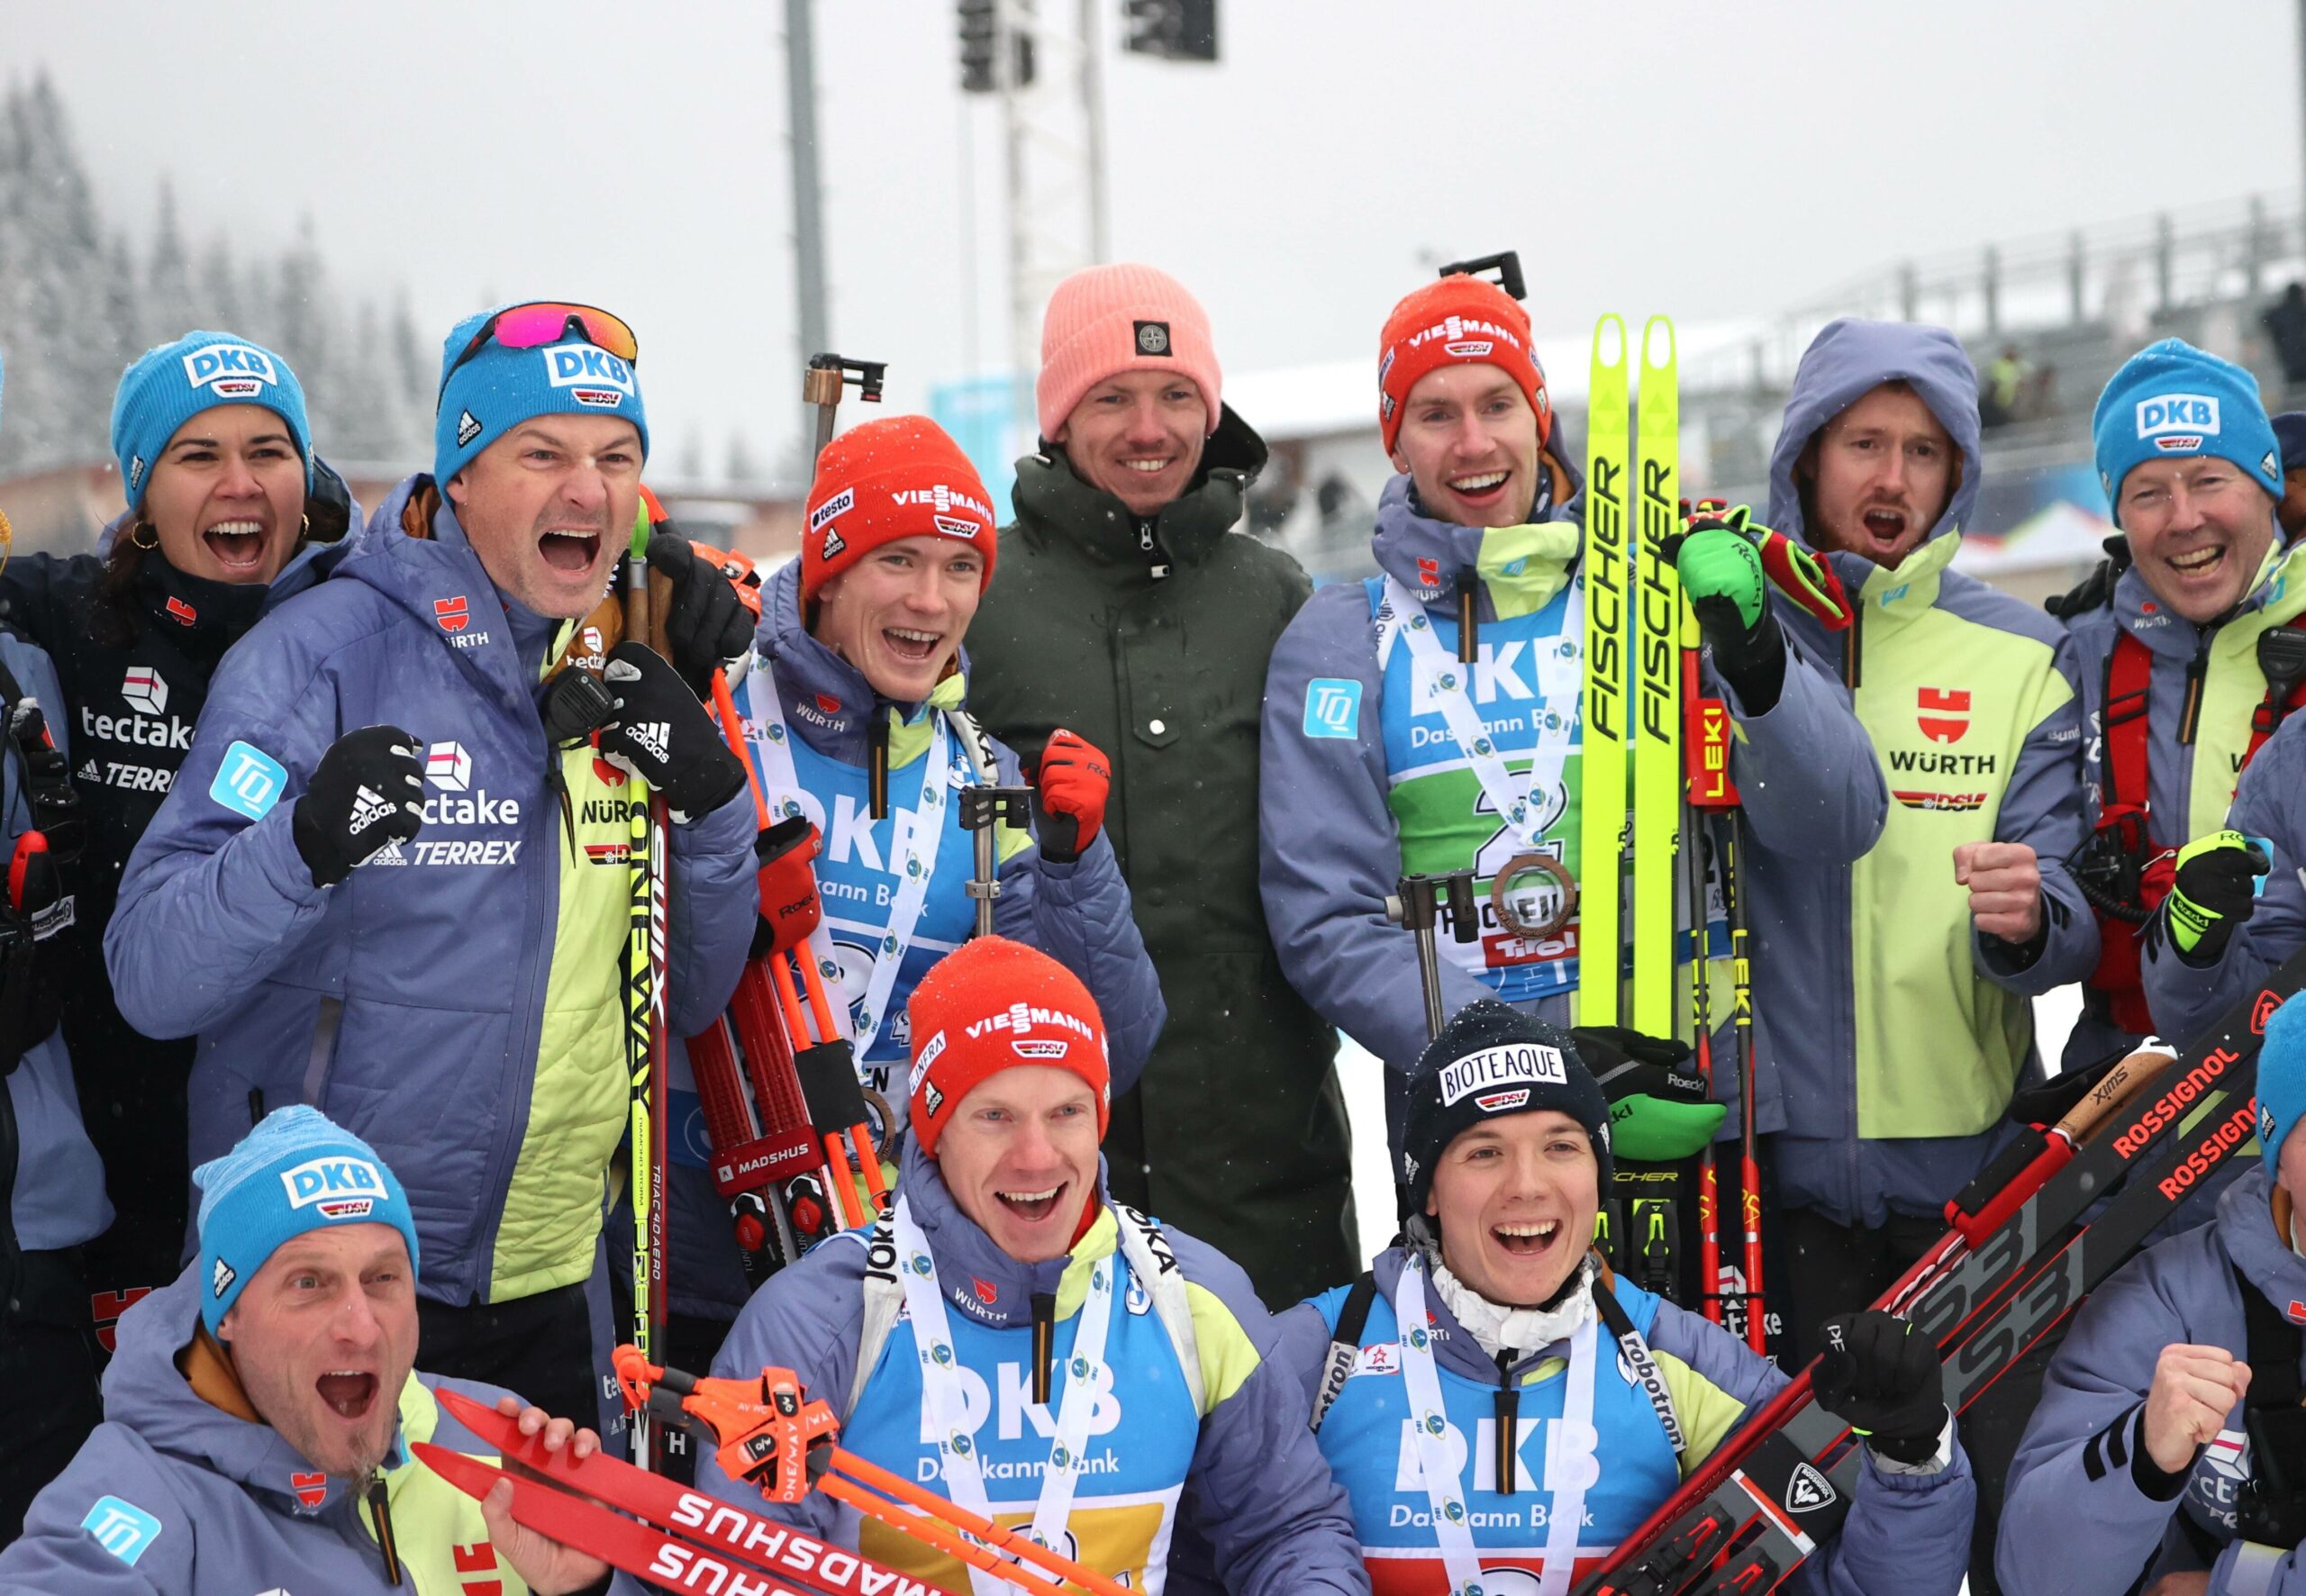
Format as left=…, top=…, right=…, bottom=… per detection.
left=1386, top=870, right=1478, bottom=1043
left=1720, top=811, right=1766, bottom=1356
left=958, top=785, right=1034, bottom=939
left=1680, top=577, right=1734, bottom=1328
left=621, top=534, right=673, bottom=1470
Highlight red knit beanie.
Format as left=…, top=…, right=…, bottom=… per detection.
left=801, top=415, right=998, bottom=603
left=905, top=937, right=1110, bottom=1156
left=1377, top=275, right=1550, bottom=456
left=1035, top=263, right=1223, bottom=441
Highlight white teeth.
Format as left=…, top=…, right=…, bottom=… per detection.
left=2170, top=548, right=2222, bottom=571
left=206, top=521, right=263, bottom=538
left=1124, top=459, right=1170, bottom=473
left=887, top=628, right=940, bottom=643
left=1000, top=1187, right=1060, bottom=1202
left=1450, top=471, right=1508, bottom=492
left=542, top=530, right=596, bottom=540
left=1494, top=1221, right=1559, bottom=1238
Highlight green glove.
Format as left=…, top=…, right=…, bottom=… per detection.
left=1575, top=1025, right=1728, bottom=1162
left=1660, top=502, right=1787, bottom=713
left=2165, top=830, right=2271, bottom=961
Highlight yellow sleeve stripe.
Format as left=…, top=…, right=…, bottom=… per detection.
left=1185, top=1282, right=1263, bottom=1416
left=1656, top=1349, right=1750, bottom=1479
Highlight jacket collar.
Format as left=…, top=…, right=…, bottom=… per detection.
left=2220, top=1166, right=2306, bottom=1314
left=1009, top=404, right=1267, bottom=573
left=1370, top=1244, right=1577, bottom=1385
left=1369, top=468, right=1584, bottom=621
left=754, top=559, right=969, bottom=767
left=1848, top=526, right=1963, bottom=622
left=2107, top=534, right=2306, bottom=663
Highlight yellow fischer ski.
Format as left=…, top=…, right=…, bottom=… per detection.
left=1630, top=316, right=1679, bottom=1036
left=1578, top=318, right=1631, bottom=1027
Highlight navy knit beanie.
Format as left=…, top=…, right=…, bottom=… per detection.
left=1401, top=1001, right=1613, bottom=1220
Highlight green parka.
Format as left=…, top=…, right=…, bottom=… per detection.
left=964, top=407, right=1357, bottom=1306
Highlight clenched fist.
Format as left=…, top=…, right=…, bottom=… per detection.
left=2141, top=1342, right=2250, bottom=1476
left=1954, top=840, right=2042, bottom=945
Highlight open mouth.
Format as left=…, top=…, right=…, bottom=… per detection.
left=995, top=1181, right=1068, bottom=1226
left=1448, top=469, right=1512, bottom=507
left=317, top=1370, right=379, bottom=1421
left=1860, top=508, right=1909, bottom=547
left=1491, top=1219, right=1562, bottom=1259
left=202, top=519, right=268, bottom=572
left=2167, top=545, right=2225, bottom=577
left=539, top=529, right=603, bottom=574
left=882, top=626, right=943, bottom=667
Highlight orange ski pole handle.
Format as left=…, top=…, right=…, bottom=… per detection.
left=613, top=1347, right=840, bottom=1505
left=712, top=668, right=769, bottom=828
left=825, top=1446, right=1135, bottom=1596
left=794, top=941, right=844, bottom=1043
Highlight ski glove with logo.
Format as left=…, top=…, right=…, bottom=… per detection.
left=598, top=641, right=749, bottom=823
left=752, top=814, right=825, bottom=957
left=1661, top=502, right=1788, bottom=714
left=648, top=530, right=757, bottom=697
left=1574, top=1025, right=1726, bottom=1162
left=2164, top=829, right=2270, bottom=963
left=1029, top=729, right=1111, bottom=865
left=1811, top=1309, right=1947, bottom=1466
left=293, top=725, right=425, bottom=887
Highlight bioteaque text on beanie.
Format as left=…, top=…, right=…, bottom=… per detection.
left=1377, top=275, right=1550, bottom=457
left=193, top=1105, right=420, bottom=1336
left=802, top=414, right=998, bottom=603
left=1401, top=1000, right=1612, bottom=1220
left=904, top=936, right=1110, bottom=1156
left=2092, top=338, right=2282, bottom=520
left=433, top=302, right=649, bottom=487
left=1035, top=263, right=1222, bottom=441
left=112, top=331, right=313, bottom=508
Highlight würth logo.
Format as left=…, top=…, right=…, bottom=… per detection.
left=435, top=595, right=471, bottom=634
left=1917, top=686, right=1970, bottom=744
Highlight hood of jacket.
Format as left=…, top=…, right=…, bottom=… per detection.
left=1368, top=433, right=1586, bottom=621
left=893, top=1134, right=1126, bottom=1333
left=1009, top=402, right=1268, bottom=572
left=1766, top=319, right=1984, bottom=596
left=103, top=1265, right=434, bottom=1520
left=751, top=555, right=975, bottom=767
left=2218, top=1165, right=2306, bottom=1311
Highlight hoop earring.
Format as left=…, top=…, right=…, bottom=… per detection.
left=299, top=513, right=311, bottom=538
left=131, top=521, right=159, bottom=550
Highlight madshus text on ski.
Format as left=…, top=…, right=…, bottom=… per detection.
left=3, top=254, right=2306, bottom=1596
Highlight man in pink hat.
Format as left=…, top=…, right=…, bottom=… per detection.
left=965, top=264, right=1355, bottom=1305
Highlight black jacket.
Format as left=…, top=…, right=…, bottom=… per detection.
left=963, top=410, right=1357, bottom=1306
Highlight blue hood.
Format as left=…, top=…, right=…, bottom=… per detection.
left=1766, top=319, right=1984, bottom=587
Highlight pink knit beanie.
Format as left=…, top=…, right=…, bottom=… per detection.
left=1035, top=264, right=1223, bottom=441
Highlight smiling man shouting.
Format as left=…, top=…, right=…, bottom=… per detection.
left=106, top=302, right=758, bottom=1434
left=0, top=1108, right=613, bottom=1594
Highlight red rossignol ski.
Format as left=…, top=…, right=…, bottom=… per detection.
left=1581, top=948, right=2305, bottom=1595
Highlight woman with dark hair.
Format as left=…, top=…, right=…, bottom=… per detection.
left=0, top=330, right=355, bottom=1364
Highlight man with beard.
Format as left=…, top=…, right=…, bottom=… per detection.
left=106, top=303, right=759, bottom=1430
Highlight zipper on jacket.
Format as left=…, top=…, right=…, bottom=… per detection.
left=2178, top=640, right=2211, bottom=746
left=868, top=705, right=892, bottom=821
left=1841, top=606, right=1863, bottom=691
left=1493, top=1349, right=1520, bottom=1495
left=363, top=1473, right=404, bottom=1586
left=1030, top=1291, right=1057, bottom=1406
left=1457, top=571, right=1481, bottom=666
left=1134, top=518, right=1172, bottom=581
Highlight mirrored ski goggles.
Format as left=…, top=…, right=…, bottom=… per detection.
left=440, top=302, right=640, bottom=395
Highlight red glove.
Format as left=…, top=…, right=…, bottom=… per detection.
left=1030, top=730, right=1110, bottom=865
left=753, top=815, right=823, bottom=957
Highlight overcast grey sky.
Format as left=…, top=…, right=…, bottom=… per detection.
left=14, top=0, right=2306, bottom=474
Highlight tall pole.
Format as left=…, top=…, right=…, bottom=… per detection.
left=786, top=0, right=830, bottom=431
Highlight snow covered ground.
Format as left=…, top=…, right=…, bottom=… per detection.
left=1336, top=985, right=2088, bottom=1260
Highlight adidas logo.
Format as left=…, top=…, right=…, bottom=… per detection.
left=457, top=410, right=482, bottom=448
left=348, top=784, right=398, bottom=835
left=627, top=722, right=672, bottom=764
left=211, top=1257, right=235, bottom=1298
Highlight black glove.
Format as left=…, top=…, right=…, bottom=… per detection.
left=2043, top=535, right=2132, bottom=621
left=293, top=725, right=425, bottom=887
left=0, top=830, right=69, bottom=1072
left=647, top=530, right=754, bottom=696
left=598, top=641, right=748, bottom=821
left=2164, top=830, right=2271, bottom=965
left=1811, top=1310, right=1947, bottom=1466
left=1573, top=1025, right=1725, bottom=1161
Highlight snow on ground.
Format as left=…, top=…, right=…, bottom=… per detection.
left=1337, top=985, right=2088, bottom=1262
